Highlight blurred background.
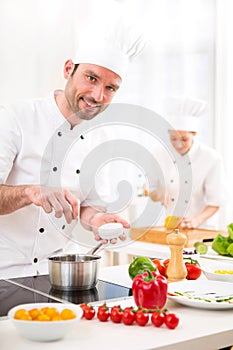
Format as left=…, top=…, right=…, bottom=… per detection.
left=0, top=0, right=232, bottom=241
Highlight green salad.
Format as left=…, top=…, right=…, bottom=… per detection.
left=212, top=223, right=233, bottom=257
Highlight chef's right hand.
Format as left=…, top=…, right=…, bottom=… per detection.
left=25, top=185, right=79, bottom=223
left=150, top=187, right=170, bottom=207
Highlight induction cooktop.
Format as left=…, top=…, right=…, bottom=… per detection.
left=0, top=275, right=131, bottom=317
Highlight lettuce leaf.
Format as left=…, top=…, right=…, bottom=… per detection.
left=212, top=234, right=230, bottom=255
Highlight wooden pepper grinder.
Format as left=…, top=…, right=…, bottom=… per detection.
left=166, top=228, right=187, bottom=282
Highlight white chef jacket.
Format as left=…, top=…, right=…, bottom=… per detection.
left=0, top=91, right=109, bottom=278
left=149, top=140, right=226, bottom=229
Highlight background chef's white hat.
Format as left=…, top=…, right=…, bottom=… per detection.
left=72, top=13, right=146, bottom=80
left=164, top=96, right=207, bottom=132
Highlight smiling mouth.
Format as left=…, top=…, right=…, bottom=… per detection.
left=82, top=97, right=101, bottom=109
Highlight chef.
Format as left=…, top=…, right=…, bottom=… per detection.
left=149, top=96, right=226, bottom=230
left=0, top=23, right=145, bottom=277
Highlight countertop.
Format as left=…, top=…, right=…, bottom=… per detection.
left=1, top=263, right=233, bottom=350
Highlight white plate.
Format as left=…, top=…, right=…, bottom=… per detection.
left=168, top=280, right=233, bottom=310
left=201, top=253, right=233, bottom=261
left=200, top=248, right=233, bottom=261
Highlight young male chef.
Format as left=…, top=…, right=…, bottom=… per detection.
left=149, top=96, right=226, bottom=230
left=0, top=22, right=145, bottom=277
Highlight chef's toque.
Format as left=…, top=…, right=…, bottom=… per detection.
left=164, top=96, right=207, bottom=132
left=72, top=16, right=146, bottom=80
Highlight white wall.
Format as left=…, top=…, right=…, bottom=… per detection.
left=1, top=0, right=230, bottom=239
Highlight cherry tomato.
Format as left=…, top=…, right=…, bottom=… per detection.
left=151, top=311, right=165, bottom=327
left=152, top=259, right=167, bottom=277
left=83, top=306, right=95, bottom=320
left=110, top=308, right=123, bottom=323
left=153, top=258, right=201, bottom=280
left=135, top=310, right=149, bottom=327
left=80, top=303, right=89, bottom=318
left=164, top=313, right=179, bottom=329
left=122, top=308, right=135, bottom=326
left=98, top=303, right=108, bottom=311
left=185, top=263, right=202, bottom=280
left=97, top=308, right=110, bottom=322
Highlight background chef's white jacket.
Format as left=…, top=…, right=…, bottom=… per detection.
left=0, top=92, right=109, bottom=277
left=148, top=140, right=226, bottom=229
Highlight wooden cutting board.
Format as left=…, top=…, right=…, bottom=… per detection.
left=130, top=226, right=225, bottom=248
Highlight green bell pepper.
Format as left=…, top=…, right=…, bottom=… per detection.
left=128, top=257, right=156, bottom=280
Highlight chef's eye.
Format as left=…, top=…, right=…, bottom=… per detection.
left=87, top=75, right=96, bottom=82
left=106, top=86, right=115, bottom=92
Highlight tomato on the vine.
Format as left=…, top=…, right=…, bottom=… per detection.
left=164, top=313, right=179, bottom=329
left=135, top=310, right=149, bottom=326
left=110, top=307, right=123, bottom=323
left=122, top=308, right=135, bottom=325
left=80, top=302, right=180, bottom=330
left=80, top=303, right=89, bottom=318
left=83, top=306, right=95, bottom=320
left=151, top=311, right=165, bottom=327
left=97, top=305, right=110, bottom=322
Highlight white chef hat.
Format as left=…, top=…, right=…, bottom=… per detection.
left=72, top=16, right=146, bottom=80
left=164, top=96, right=207, bottom=132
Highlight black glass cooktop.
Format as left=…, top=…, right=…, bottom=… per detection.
left=0, top=275, right=131, bottom=317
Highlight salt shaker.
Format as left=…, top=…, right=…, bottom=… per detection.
left=166, top=228, right=187, bottom=282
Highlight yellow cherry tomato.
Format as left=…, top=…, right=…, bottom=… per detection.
left=36, top=313, right=51, bottom=321
left=14, top=309, right=32, bottom=320
left=61, top=308, right=76, bottom=320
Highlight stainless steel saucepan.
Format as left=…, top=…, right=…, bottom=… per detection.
left=48, top=223, right=124, bottom=291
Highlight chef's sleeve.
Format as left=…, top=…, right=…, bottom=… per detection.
left=204, top=156, right=227, bottom=206
left=0, top=107, right=21, bottom=184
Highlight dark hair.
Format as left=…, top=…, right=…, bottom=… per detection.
left=71, top=64, right=79, bottom=76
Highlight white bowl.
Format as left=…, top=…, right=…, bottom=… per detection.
left=98, top=222, right=124, bottom=240
left=8, top=303, right=81, bottom=342
left=199, top=258, right=233, bottom=283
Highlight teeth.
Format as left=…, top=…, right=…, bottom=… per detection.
left=84, top=98, right=98, bottom=108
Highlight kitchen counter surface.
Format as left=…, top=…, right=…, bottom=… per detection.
left=1, top=264, right=233, bottom=350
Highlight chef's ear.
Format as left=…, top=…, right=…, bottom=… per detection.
left=63, top=59, right=75, bottom=79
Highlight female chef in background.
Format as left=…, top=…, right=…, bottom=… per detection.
left=149, top=96, right=226, bottom=230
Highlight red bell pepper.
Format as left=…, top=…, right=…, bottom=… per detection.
left=132, top=270, right=168, bottom=310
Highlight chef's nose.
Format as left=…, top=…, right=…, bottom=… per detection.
left=92, top=85, right=104, bottom=102
left=175, top=140, right=183, bottom=148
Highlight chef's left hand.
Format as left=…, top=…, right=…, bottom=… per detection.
left=180, top=217, right=198, bottom=229
left=90, top=213, right=130, bottom=244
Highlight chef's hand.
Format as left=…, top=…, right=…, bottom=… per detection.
left=180, top=206, right=219, bottom=229
left=90, top=213, right=130, bottom=244
left=25, top=185, right=79, bottom=224
left=180, top=217, right=198, bottom=229
left=150, top=188, right=170, bottom=208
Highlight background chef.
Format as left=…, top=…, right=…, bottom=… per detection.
left=149, top=96, right=226, bottom=230
left=0, top=21, right=145, bottom=278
